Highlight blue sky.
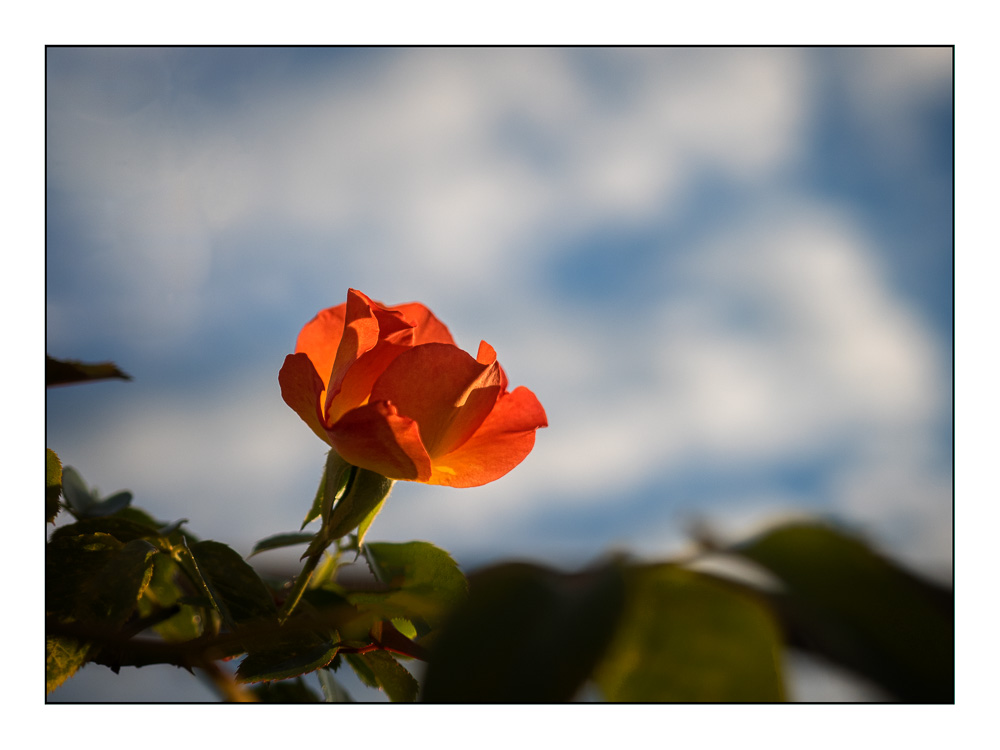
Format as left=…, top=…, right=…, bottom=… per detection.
left=45, top=47, right=953, bottom=701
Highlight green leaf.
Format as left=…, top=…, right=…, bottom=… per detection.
left=46, top=635, right=91, bottom=694
left=731, top=522, right=954, bottom=702
left=46, top=532, right=124, bottom=621
left=317, top=669, right=354, bottom=702
left=77, top=539, right=159, bottom=628
left=58, top=469, right=134, bottom=520
left=60, top=467, right=98, bottom=516
left=237, top=634, right=340, bottom=684
left=421, top=561, right=625, bottom=702
left=593, top=564, right=786, bottom=702
left=46, top=449, right=62, bottom=524
left=136, top=554, right=204, bottom=641
left=249, top=532, right=316, bottom=558
left=46, top=355, right=132, bottom=387
left=84, top=491, right=133, bottom=518
left=344, top=652, right=378, bottom=688
left=187, top=540, right=278, bottom=631
left=391, top=617, right=417, bottom=640
left=353, top=541, right=468, bottom=633
left=46, top=538, right=159, bottom=692
left=111, top=507, right=195, bottom=543
left=250, top=676, right=321, bottom=702
left=354, top=650, right=419, bottom=702
left=50, top=516, right=167, bottom=547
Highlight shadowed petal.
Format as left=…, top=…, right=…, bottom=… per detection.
left=428, top=386, right=548, bottom=488
left=328, top=401, right=433, bottom=481
left=279, top=353, right=332, bottom=444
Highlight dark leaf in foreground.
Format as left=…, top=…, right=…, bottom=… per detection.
left=46, top=355, right=132, bottom=387
left=731, top=522, right=953, bottom=703
left=421, top=561, right=625, bottom=702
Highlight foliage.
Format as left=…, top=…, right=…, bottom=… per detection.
left=45, top=355, right=953, bottom=703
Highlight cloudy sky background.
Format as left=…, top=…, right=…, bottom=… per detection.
left=45, top=46, right=953, bottom=701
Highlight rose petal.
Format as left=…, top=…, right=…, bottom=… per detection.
left=394, top=302, right=456, bottom=346
left=476, top=340, right=508, bottom=392
left=323, top=290, right=414, bottom=415
left=370, top=343, right=503, bottom=459
left=278, top=353, right=332, bottom=444
left=427, top=386, right=548, bottom=487
left=328, top=401, right=432, bottom=481
left=294, top=305, right=347, bottom=395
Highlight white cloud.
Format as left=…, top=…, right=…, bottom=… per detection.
left=46, top=48, right=951, bottom=578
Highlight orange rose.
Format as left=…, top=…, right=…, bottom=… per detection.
left=279, top=289, right=547, bottom=488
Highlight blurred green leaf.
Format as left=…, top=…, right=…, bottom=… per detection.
left=344, top=652, right=378, bottom=688
left=58, top=468, right=133, bottom=520
left=318, top=668, right=354, bottom=702
left=112, top=507, right=196, bottom=543
left=731, top=522, right=954, bottom=702
left=46, top=635, right=90, bottom=694
left=46, top=355, right=131, bottom=387
left=50, top=516, right=167, bottom=547
left=187, top=540, right=278, bottom=631
left=352, top=541, right=468, bottom=634
left=593, top=564, right=786, bottom=702
left=60, top=467, right=97, bottom=517
left=421, top=561, right=625, bottom=702
left=250, top=676, right=321, bottom=702
left=46, top=449, right=62, bottom=524
left=249, top=532, right=316, bottom=558
left=354, top=650, right=418, bottom=702
left=237, top=634, right=339, bottom=684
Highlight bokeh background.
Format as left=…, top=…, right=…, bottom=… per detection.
left=46, top=46, right=953, bottom=702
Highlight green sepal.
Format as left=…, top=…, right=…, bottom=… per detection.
left=730, top=521, right=953, bottom=702
left=249, top=532, right=316, bottom=558
left=46, top=449, right=62, bottom=524
left=325, top=468, right=393, bottom=542
left=592, top=564, right=786, bottom=702
left=421, top=560, right=624, bottom=702
left=302, top=451, right=354, bottom=530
